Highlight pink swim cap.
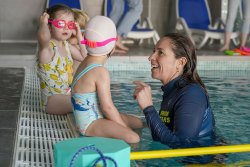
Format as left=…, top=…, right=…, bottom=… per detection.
left=83, top=15, right=117, bottom=56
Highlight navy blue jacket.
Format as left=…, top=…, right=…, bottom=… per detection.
left=143, top=76, right=215, bottom=149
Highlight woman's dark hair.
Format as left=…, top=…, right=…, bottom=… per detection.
left=164, top=33, right=207, bottom=92
left=46, top=4, right=74, bottom=20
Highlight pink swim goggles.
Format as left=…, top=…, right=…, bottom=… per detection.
left=80, top=38, right=117, bottom=48
left=48, top=19, right=76, bottom=30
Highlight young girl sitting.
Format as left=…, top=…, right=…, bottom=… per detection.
left=37, top=4, right=87, bottom=114
left=71, top=15, right=143, bottom=143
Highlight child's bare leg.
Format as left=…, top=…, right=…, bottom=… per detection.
left=86, top=119, right=140, bottom=143
left=120, top=113, right=145, bottom=129
left=45, top=94, right=72, bottom=114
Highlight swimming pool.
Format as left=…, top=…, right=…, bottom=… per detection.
left=110, top=70, right=250, bottom=166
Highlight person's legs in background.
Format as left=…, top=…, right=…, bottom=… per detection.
left=109, top=0, right=124, bottom=25
left=219, top=0, right=241, bottom=51
left=239, top=0, right=250, bottom=48
left=109, top=0, right=127, bottom=53
left=110, top=0, right=143, bottom=53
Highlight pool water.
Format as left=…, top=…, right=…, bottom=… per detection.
left=110, top=70, right=250, bottom=166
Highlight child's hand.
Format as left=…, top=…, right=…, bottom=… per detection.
left=75, top=23, right=83, bottom=41
left=37, top=12, right=51, bottom=50
left=40, top=12, right=50, bottom=26
left=71, top=29, right=77, bottom=36
left=70, top=22, right=87, bottom=60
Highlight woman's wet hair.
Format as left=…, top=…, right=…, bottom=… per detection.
left=164, top=33, right=207, bottom=92
left=46, top=4, right=74, bottom=20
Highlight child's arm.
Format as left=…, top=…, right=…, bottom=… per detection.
left=69, top=23, right=87, bottom=61
left=37, top=12, right=53, bottom=64
left=96, top=68, right=128, bottom=127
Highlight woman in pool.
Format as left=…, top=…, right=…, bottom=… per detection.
left=133, top=33, right=215, bottom=163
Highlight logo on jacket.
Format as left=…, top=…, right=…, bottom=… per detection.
left=160, top=110, right=170, bottom=124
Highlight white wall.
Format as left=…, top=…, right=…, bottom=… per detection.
left=0, top=0, right=45, bottom=42
left=0, top=0, right=221, bottom=42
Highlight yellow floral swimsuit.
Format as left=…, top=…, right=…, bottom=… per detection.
left=37, top=40, right=73, bottom=111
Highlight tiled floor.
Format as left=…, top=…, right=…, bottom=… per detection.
left=0, top=67, right=24, bottom=167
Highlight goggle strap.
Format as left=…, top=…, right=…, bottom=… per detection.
left=48, top=19, right=53, bottom=24
left=80, top=38, right=117, bottom=48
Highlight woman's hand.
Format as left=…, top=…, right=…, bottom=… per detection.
left=133, top=81, right=153, bottom=110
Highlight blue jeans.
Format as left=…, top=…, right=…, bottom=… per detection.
left=225, top=0, right=250, bottom=34
left=109, top=0, right=143, bottom=37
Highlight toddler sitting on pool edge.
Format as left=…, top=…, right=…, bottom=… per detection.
left=71, top=15, right=144, bottom=143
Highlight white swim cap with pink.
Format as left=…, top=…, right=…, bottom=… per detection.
left=81, top=15, right=117, bottom=56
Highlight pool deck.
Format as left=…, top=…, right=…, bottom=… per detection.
left=0, top=42, right=250, bottom=166
left=1, top=42, right=250, bottom=68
